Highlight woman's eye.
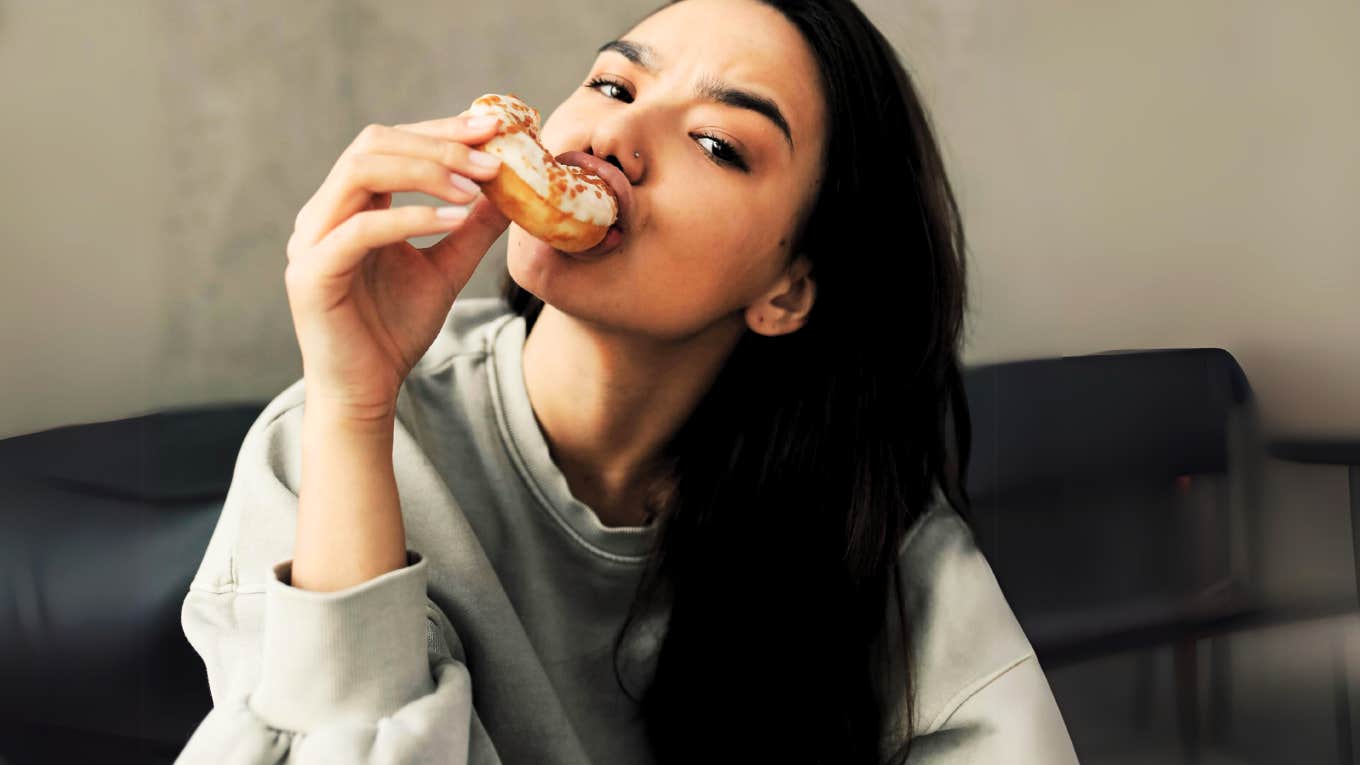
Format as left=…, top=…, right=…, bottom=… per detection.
left=695, top=133, right=748, bottom=172
left=583, top=76, right=749, bottom=172
left=584, top=76, right=631, bottom=102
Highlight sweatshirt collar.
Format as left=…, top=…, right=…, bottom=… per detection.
left=489, top=312, right=657, bottom=563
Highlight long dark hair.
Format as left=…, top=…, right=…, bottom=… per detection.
left=502, top=0, right=973, bottom=761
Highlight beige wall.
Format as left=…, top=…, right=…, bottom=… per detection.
left=0, top=0, right=652, bottom=440
left=877, top=0, right=1359, bottom=438
left=1, top=1, right=170, bottom=439
left=2, top=0, right=1355, bottom=443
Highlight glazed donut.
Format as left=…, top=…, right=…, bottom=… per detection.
left=464, top=93, right=620, bottom=252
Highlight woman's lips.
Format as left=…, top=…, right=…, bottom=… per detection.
left=553, top=150, right=634, bottom=232
left=561, top=223, right=624, bottom=259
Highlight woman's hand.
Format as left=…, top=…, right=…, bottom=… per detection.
left=284, top=114, right=511, bottom=422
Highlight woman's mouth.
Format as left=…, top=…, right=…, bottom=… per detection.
left=553, top=150, right=634, bottom=232
left=558, top=223, right=624, bottom=259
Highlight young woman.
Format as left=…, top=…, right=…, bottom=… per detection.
left=177, top=0, right=1079, bottom=762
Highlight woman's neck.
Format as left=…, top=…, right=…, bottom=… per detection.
left=520, top=302, right=743, bottom=527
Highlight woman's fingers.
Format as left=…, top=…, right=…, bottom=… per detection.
left=392, top=117, right=513, bottom=289
left=352, top=118, right=501, bottom=170
left=392, top=111, right=496, bottom=140
left=288, top=205, right=472, bottom=291
left=293, top=117, right=502, bottom=245
left=294, top=154, right=482, bottom=246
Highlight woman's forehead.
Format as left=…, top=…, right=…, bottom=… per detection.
left=615, top=0, right=825, bottom=151
left=626, top=0, right=816, bottom=81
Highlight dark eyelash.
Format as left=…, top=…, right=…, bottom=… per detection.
left=582, top=76, right=749, bottom=172
left=583, top=76, right=631, bottom=102
left=693, top=131, right=747, bottom=171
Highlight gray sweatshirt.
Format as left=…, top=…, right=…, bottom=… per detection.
left=175, top=297, right=1079, bottom=764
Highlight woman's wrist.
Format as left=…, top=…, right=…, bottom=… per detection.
left=293, top=399, right=407, bottom=592
left=303, top=403, right=397, bottom=436
left=302, top=388, right=400, bottom=431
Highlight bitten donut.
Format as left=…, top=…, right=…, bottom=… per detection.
left=464, top=93, right=620, bottom=252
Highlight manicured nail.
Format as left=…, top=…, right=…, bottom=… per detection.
left=467, top=115, right=498, bottom=130
left=450, top=173, right=480, bottom=194
left=469, top=149, right=501, bottom=169
left=435, top=205, right=469, bottom=219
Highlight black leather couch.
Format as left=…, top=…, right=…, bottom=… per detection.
left=0, top=347, right=1278, bottom=762
left=0, top=403, right=266, bottom=763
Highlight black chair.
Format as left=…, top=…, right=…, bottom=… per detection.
left=0, top=351, right=1266, bottom=762
left=959, top=347, right=1273, bottom=760
left=0, top=347, right=1337, bottom=762
left=0, top=402, right=267, bottom=764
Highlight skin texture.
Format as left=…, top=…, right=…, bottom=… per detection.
left=511, top=0, right=827, bottom=527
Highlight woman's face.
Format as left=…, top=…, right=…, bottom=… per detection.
left=506, top=0, right=827, bottom=341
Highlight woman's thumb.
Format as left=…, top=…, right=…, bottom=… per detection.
left=421, top=193, right=511, bottom=292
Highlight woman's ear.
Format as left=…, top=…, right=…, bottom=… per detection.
left=746, top=254, right=816, bottom=336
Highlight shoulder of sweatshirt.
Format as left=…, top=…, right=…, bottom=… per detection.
left=887, top=488, right=1042, bottom=737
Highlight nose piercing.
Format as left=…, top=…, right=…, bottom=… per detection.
left=634, top=151, right=640, bottom=158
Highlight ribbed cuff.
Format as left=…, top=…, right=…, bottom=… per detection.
left=249, top=548, right=434, bottom=732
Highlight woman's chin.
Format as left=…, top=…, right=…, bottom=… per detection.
left=506, top=232, right=583, bottom=302
left=508, top=226, right=622, bottom=286
left=508, top=229, right=640, bottom=325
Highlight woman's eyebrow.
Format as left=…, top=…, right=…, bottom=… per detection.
left=596, top=39, right=795, bottom=154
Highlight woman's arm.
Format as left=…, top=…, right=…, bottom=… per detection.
left=175, top=395, right=487, bottom=764
left=292, top=402, right=407, bottom=593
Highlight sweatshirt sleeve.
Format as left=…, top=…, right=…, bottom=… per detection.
left=904, top=652, right=1079, bottom=763
left=889, top=497, right=1080, bottom=763
left=174, top=388, right=481, bottom=764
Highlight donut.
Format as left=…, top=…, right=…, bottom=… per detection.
left=464, top=93, right=619, bottom=252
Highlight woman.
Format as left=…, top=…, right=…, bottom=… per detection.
left=177, top=0, right=1079, bottom=762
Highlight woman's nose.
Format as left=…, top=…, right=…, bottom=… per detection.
left=586, top=147, right=624, bottom=171
left=586, top=146, right=639, bottom=184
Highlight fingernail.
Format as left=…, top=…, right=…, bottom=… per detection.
left=467, top=115, right=498, bottom=130
left=469, top=149, right=501, bottom=169
left=436, top=205, right=469, bottom=219
left=450, top=172, right=480, bottom=194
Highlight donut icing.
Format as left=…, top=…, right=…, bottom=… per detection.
left=466, top=93, right=618, bottom=229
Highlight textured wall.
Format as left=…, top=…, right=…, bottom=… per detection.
left=152, top=0, right=654, bottom=423
left=2, top=0, right=1356, bottom=442
left=871, top=0, right=1360, bottom=437
left=2, top=1, right=170, bottom=440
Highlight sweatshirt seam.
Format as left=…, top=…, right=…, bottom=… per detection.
left=188, top=583, right=239, bottom=595
left=926, top=652, right=1037, bottom=734
left=415, top=348, right=494, bottom=378
left=898, top=498, right=945, bottom=558
left=190, top=400, right=301, bottom=597
left=225, top=399, right=307, bottom=594
left=188, top=584, right=264, bottom=596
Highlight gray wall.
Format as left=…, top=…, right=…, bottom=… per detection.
left=3, top=0, right=1354, bottom=440
left=2, top=0, right=654, bottom=438
left=3, top=1, right=1358, bottom=607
